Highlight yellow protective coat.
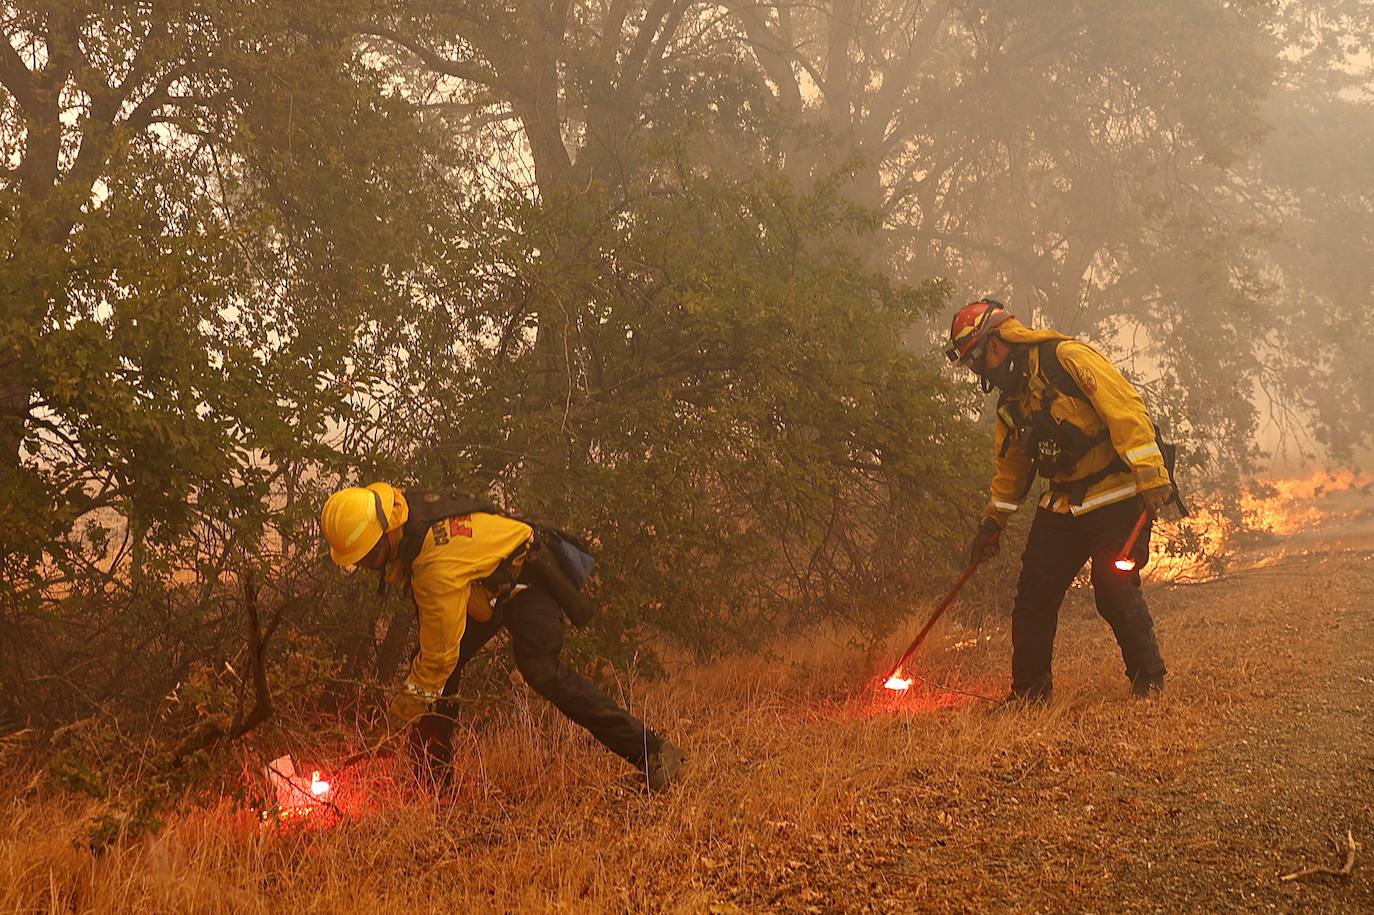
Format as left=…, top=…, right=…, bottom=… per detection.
left=982, top=318, right=1171, bottom=528
left=383, top=500, right=534, bottom=711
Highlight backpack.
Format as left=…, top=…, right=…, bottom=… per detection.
left=396, top=490, right=502, bottom=569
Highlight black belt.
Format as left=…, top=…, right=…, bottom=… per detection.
left=1048, top=455, right=1130, bottom=507
left=477, top=536, right=534, bottom=600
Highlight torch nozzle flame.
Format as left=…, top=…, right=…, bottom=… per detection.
left=310, top=770, right=331, bottom=797
left=1114, top=558, right=1136, bottom=571
left=884, top=674, right=913, bottom=691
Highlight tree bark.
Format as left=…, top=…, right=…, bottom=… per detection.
left=0, top=352, right=28, bottom=471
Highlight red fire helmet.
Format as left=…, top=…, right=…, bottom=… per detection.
left=947, top=299, right=1013, bottom=367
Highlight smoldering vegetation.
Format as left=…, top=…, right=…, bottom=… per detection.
left=0, top=0, right=1370, bottom=845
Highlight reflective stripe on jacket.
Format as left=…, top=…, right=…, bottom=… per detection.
left=982, top=338, right=1170, bottom=526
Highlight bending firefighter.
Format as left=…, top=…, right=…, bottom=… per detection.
left=321, top=485, right=686, bottom=789
left=949, top=300, right=1183, bottom=701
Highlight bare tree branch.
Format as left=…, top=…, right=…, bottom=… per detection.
left=0, top=25, right=39, bottom=111
left=365, top=25, right=502, bottom=89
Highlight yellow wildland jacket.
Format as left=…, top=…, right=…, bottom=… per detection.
left=982, top=319, right=1171, bottom=528
left=384, top=500, right=534, bottom=703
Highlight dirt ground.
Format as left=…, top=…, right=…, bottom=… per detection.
left=3, top=496, right=1373, bottom=914
left=850, top=546, right=1374, bottom=914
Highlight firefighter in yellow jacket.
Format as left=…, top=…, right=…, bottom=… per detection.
left=321, top=484, right=685, bottom=789
left=948, top=299, right=1175, bottom=700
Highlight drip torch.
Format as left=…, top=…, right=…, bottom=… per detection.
left=1112, top=509, right=1151, bottom=572
left=884, top=560, right=981, bottom=691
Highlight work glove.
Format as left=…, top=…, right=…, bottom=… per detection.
left=1140, top=485, right=1171, bottom=517
left=968, top=518, right=1002, bottom=566
left=388, top=689, right=431, bottom=726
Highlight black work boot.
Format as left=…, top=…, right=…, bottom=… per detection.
left=1004, top=680, right=1052, bottom=704
left=408, top=712, right=456, bottom=789
left=1131, top=675, right=1165, bottom=699
left=645, top=740, right=686, bottom=791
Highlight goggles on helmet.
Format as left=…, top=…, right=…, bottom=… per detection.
left=946, top=335, right=995, bottom=368
left=947, top=299, right=1011, bottom=368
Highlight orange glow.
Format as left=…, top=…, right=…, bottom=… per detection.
left=1250, top=467, right=1369, bottom=532
left=261, top=755, right=341, bottom=830
left=885, top=674, right=914, bottom=691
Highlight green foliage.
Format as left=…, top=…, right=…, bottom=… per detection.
left=718, top=0, right=1287, bottom=484
left=382, top=162, right=983, bottom=658
left=0, top=0, right=465, bottom=721
left=87, top=796, right=165, bottom=853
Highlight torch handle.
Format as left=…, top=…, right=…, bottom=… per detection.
left=888, top=560, right=981, bottom=678
left=1115, top=509, right=1151, bottom=565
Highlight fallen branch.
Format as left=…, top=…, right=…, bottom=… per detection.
left=1281, top=830, right=1358, bottom=882
left=909, top=672, right=1003, bottom=704
left=337, top=724, right=411, bottom=769
left=163, top=565, right=274, bottom=768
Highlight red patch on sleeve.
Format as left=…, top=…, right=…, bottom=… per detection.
left=448, top=515, right=474, bottom=538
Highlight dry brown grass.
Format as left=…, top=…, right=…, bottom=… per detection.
left=4, top=538, right=1374, bottom=914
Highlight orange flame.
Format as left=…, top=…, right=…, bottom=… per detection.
left=310, top=771, right=331, bottom=797
left=261, top=756, right=339, bottom=829
left=1145, top=467, right=1372, bottom=582
left=885, top=674, right=913, bottom=691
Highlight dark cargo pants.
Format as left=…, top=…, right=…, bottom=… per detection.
left=1011, top=498, right=1167, bottom=698
left=412, top=580, right=662, bottom=782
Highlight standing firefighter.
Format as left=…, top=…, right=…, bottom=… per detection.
left=948, top=300, right=1181, bottom=701
left=321, top=484, right=686, bottom=789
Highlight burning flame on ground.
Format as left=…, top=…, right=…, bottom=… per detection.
left=262, top=755, right=340, bottom=829
left=1146, top=467, right=1373, bottom=582
left=310, top=770, right=331, bottom=796
left=871, top=670, right=985, bottom=716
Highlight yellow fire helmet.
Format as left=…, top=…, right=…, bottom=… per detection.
left=321, top=482, right=405, bottom=567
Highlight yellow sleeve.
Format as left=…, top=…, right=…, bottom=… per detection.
left=1056, top=341, right=1171, bottom=493
left=983, top=409, right=1035, bottom=528
left=402, top=578, right=471, bottom=703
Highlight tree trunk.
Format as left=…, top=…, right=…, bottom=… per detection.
left=0, top=349, right=28, bottom=471
left=511, top=48, right=577, bottom=478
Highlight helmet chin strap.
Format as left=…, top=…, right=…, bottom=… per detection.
left=1003, top=345, right=1030, bottom=394
left=980, top=341, right=1029, bottom=395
